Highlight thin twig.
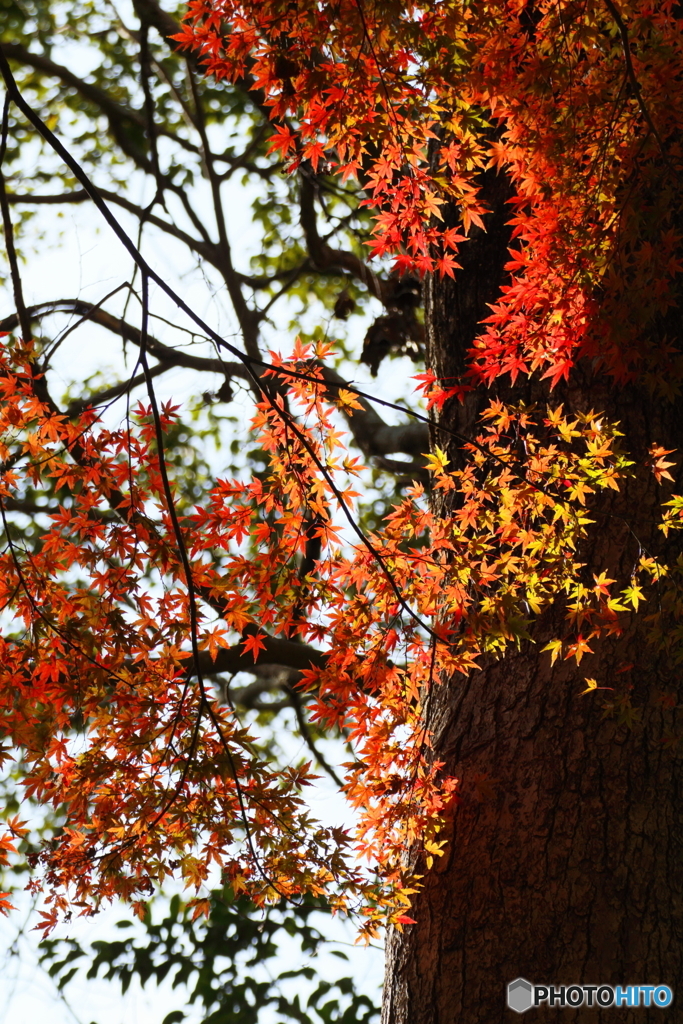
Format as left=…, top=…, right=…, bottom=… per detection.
left=288, top=686, right=344, bottom=788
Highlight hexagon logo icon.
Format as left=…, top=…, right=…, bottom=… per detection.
left=508, top=977, right=534, bottom=1014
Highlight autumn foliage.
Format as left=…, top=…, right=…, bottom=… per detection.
left=1, top=0, right=683, bottom=937
left=177, top=0, right=683, bottom=389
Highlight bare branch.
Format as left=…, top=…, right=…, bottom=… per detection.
left=373, top=456, right=429, bottom=482
left=214, top=122, right=273, bottom=177
left=97, top=187, right=218, bottom=262
left=110, top=6, right=201, bottom=135
left=3, top=1, right=266, bottom=361
left=132, top=0, right=187, bottom=51
left=1, top=496, right=115, bottom=519
left=9, top=186, right=216, bottom=264
left=227, top=670, right=298, bottom=710
left=5, top=190, right=308, bottom=292
left=214, top=668, right=344, bottom=785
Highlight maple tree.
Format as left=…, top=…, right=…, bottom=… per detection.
left=1, top=0, right=683, bottom=1019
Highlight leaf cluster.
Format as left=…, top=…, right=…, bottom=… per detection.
left=40, top=889, right=378, bottom=1024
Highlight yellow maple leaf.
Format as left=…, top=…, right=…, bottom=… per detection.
left=423, top=447, right=450, bottom=475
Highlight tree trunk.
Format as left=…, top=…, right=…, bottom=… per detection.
left=381, top=185, right=683, bottom=1022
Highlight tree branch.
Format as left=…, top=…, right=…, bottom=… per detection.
left=184, top=62, right=262, bottom=361
left=299, top=174, right=386, bottom=302
left=0, top=300, right=251, bottom=384
left=131, top=0, right=189, bottom=53
left=320, top=365, right=428, bottom=457
left=5, top=190, right=308, bottom=292
left=373, top=456, right=430, bottom=482
left=603, top=0, right=669, bottom=164
left=64, top=361, right=170, bottom=417
left=213, top=667, right=344, bottom=785
left=96, top=188, right=218, bottom=263
left=2, top=41, right=199, bottom=156
left=4, top=190, right=251, bottom=287
left=2, top=189, right=89, bottom=204
left=194, top=636, right=326, bottom=676
left=0, top=96, right=32, bottom=344
left=0, top=300, right=429, bottom=458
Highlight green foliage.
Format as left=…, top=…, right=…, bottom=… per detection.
left=39, top=890, right=379, bottom=1024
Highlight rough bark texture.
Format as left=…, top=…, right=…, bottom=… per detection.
left=382, top=181, right=683, bottom=1022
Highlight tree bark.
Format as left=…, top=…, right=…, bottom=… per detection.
left=382, top=182, right=683, bottom=1022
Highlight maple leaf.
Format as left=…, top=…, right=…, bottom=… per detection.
left=564, top=636, right=593, bottom=665
left=268, top=123, right=297, bottom=159
left=201, top=627, right=230, bottom=662
left=187, top=897, right=212, bottom=921
left=647, top=444, right=677, bottom=484
left=335, top=389, right=364, bottom=412
left=241, top=631, right=268, bottom=661
left=578, top=678, right=613, bottom=696
left=0, top=833, right=18, bottom=862
left=0, top=892, right=15, bottom=916
left=435, top=254, right=461, bottom=278
left=423, top=447, right=450, bottom=475
left=622, top=583, right=645, bottom=611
